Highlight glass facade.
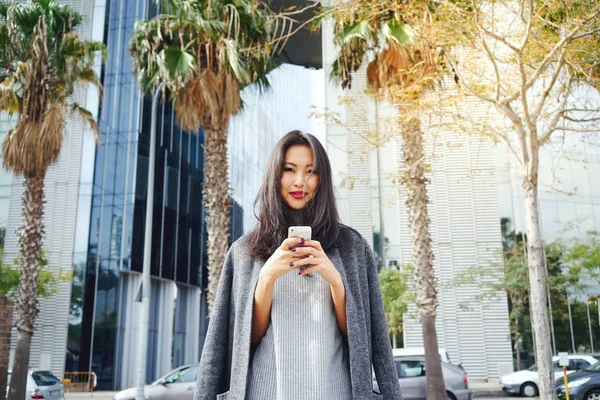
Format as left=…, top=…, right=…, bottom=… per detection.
left=66, top=0, right=216, bottom=389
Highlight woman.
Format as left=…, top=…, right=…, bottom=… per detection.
left=194, top=131, right=401, bottom=400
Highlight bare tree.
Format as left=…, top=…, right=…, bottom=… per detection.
left=410, top=1, right=600, bottom=398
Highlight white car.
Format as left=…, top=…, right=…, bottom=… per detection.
left=113, top=364, right=198, bottom=400
left=392, top=347, right=452, bottom=364
left=500, top=355, right=598, bottom=397
left=6, top=370, right=65, bottom=400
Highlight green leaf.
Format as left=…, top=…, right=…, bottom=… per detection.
left=340, top=20, right=373, bottom=44
left=159, top=46, right=196, bottom=81
left=383, top=20, right=416, bottom=46
left=222, top=38, right=249, bottom=83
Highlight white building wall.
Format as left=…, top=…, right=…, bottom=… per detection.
left=228, top=64, right=325, bottom=233
left=320, top=17, right=513, bottom=380
left=5, top=0, right=103, bottom=374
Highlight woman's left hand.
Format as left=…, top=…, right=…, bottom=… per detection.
left=291, top=240, right=342, bottom=286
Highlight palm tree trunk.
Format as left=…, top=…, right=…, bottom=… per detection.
left=514, top=317, right=521, bottom=370
left=523, top=175, right=555, bottom=400
left=401, top=116, right=445, bottom=400
left=203, top=128, right=231, bottom=313
left=8, top=174, right=45, bottom=400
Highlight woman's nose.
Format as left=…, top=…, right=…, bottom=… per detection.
left=293, top=173, right=305, bottom=187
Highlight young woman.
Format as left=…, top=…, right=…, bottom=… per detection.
left=194, top=131, right=402, bottom=400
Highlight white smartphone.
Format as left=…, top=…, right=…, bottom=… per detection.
left=288, top=226, right=313, bottom=275
left=288, top=226, right=312, bottom=241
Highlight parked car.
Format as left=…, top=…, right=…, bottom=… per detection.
left=6, top=370, right=65, bottom=400
left=373, top=356, right=472, bottom=400
left=500, top=354, right=598, bottom=397
left=556, top=360, right=600, bottom=400
left=113, top=364, right=199, bottom=400
left=392, top=347, right=453, bottom=364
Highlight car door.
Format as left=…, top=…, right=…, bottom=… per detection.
left=163, top=365, right=199, bottom=400
left=552, top=360, right=565, bottom=381
left=395, top=359, right=427, bottom=400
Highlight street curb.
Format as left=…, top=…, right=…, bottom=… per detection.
left=472, top=389, right=509, bottom=398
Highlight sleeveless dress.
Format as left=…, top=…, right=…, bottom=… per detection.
left=246, top=267, right=353, bottom=399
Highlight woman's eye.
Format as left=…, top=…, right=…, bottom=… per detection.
left=283, top=167, right=293, bottom=172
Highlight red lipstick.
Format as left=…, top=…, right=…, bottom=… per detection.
left=289, top=191, right=306, bottom=199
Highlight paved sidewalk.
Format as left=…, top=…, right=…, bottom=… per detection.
left=470, top=379, right=510, bottom=398
left=65, top=392, right=116, bottom=400
left=64, top=381, right=510, bottom=400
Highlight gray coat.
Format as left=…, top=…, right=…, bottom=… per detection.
left=194, top=228, right=402, bottom=400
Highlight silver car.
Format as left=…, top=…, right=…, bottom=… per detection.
left=113, top=364, right=199, bottom=400
left=374, top=356, right=472, bottom=400
left=6, top=370, right=65, bottom=400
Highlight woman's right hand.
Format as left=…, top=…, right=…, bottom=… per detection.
left=259, top=237, right=306, bottom=282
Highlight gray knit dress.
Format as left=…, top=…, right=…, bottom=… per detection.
left=246, top=207, right=352, bottom=399
left=246, top=268, right=352, bottom=399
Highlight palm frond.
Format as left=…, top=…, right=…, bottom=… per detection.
left=0, top=76, right=20, bottom=114
left=0, top=0, right=103, bottom=176
left=71, top=103, right=99, bottom=144
left=382, top=20, right=416, bottom=46
left=158, top=46, right=196, bottom=84
left=340, top=20, right=374, bottom=44
left=221, top=38, right=249, bottom=83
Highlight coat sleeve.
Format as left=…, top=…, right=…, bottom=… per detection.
left=194, top=246, right=235, bottom=400
left=364, top=241, right=403, bottom=399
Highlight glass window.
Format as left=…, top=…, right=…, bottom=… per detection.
left=553, top=361, right=562, bottom=371
left=31, top=371, right=61, bottom=386
left=164, top=366, right=198, bottom=384
left=396, top=360, right=426, bottom=378
left=575, top=359, right=591, bottom=370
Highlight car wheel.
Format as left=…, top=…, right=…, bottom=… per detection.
left=447, top=391, right=457, bottom=400
left=520, top=382, right=538, bottom=397
left=585, top=389, right=600, bottom=400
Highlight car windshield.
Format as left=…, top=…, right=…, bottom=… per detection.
left=527, top=363, right=538, bottom=372
left=585, top=361, right=600, bottom=372
left=31, top=371, right=60, bottom=387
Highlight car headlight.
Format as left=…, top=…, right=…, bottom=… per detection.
left=568, top=378, right=590, bottom=389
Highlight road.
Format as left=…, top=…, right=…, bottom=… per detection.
left=65, top=393, right=519, bottom=400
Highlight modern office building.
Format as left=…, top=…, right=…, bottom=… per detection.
left=2, top=0, right=322, bottom=391
left=3, top=0, right=600, bottom=389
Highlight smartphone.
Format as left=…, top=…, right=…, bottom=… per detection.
left=288, top=226, right=313, bottom=276
left=288, top=226, right=312, bottom=241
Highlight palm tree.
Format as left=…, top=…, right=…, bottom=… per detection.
left=325, top=0, right=447, bottom=397
left=0, top=1, right=104, bottom=399
left=130, top=0, right=291, bottom=311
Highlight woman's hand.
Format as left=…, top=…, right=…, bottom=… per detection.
left=259, top=237, right=306, bottom=282
left=290, top=240, right=342, bottom=287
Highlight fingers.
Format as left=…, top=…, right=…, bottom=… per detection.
left=303, top=240, right=323, bottom=251
left=298, top=265, right=320, bottom=276
left=281, top=236, right=306, bottom=250
left=290, top=256, right=321, bottom=269
left=291, top=246, right=320, bottom=257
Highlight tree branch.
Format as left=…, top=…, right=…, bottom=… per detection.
left=443, top=47, right=498, bottom=104
left=531, top=53, right=566, bottom=123
left=453, top=110, right=523, bottom=166
left=538, top=79, right=573, bottom=145
left=478, top=27, right=502, bottom=101
left=496, top=102, right=529, bottom=166
left=499, top=16, right=589, bottom=107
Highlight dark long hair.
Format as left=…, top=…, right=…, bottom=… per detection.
left=247, top=130, right=341, bottom=260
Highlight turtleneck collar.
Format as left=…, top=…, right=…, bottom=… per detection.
left=283, top=203, right=308, bottom=227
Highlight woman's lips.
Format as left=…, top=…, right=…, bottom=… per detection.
left=290, top=191, right=306, bottom=199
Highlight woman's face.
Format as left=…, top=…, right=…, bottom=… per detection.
left=280, top=145, right=319, bottom=210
